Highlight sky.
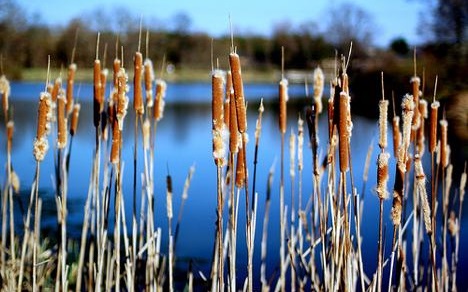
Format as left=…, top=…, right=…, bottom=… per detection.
left=17, top=0, right=426, bottom=47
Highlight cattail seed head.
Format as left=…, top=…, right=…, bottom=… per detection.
left=113, top=58, right=121, bottom=87
left=411, top=76, right=421, bottom=129
left=33, top=92, right=52, bottom=161
left=414, top=154, right=432, bottom=233
left=391, top=167, right=404, bottom=226
left=0, top=75, right=10, bottom=115
left=153, top=79, right=166, bottom=121
left=110, top=116, right=121, bottom=164
left=144, top=58, right=154, bottom=108
left=51, top=76, right=61, bottom=103
left=166, top=174, right=173, bottom=219
left=212, top=70, right=226, bottom=167
left=378, top=99, right=389, bottom=149
left=339, top=91, right=351, bottom=172
left=70, top=103, right=81, bottom=136
left=440, top=119, right=448, bottom=168
left=100, top=68, right=108, bottom=109
left=397, top=94, right=414, bottom=172
left=224, top=74, right=232, bottom=130
left=57, top=89, right=67, bottom=149
left=279, top=78, right=288, bottom=134
left=392, top=116, right=401, bottom=157
left=376, top=151, right=390, bottom=200
left=66, top=63, right=77, bottom=114
left=229, top=53, right=247, bottom=133
left=313, top=66, right=324, bottom=114
left=7, top=120, right=13, bottom=153
left=93, top=59, right=103, bottom=127
left=116, top=68, right=129, bottom=130
left=328, top=85, right=335, bottom=140
left=254, top=99, right=264, bottom=143
left=448, top=211, right=458, bottom=237
left=429, top=101, right=440, bottom=153
left=133, top=51, right=144, bottom=115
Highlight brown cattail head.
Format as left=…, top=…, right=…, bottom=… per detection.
left=110, top=116, right=121, bottom=164
left=56, top=89, right=67, bottom=149
left=66, top=63, right=77, bottom=114
left=144, top=58, right=154, bottom=108
left=376, top=151, right=390, bottom=200
left=397, top=94, right=415, bottom=172
left=93, top=59, right=102, bottom=127
left=153, top=79, right=166, bottom=122
left=70, top=103, right=81, bottom=136
left=338, top=91, right=351, bottom=172
left=133, top=51, right=144, bottom=115
left=313, top=66, right=324, bottom=114
left=279, top=78, right=288, bottom=134
left=440, top=119, right=449, bottom=168
left=229, top=89, right=239, bottom=153
left=392, top=116, right=401, bottom=157
left=34, top=92, right=52, bottom=161
left=224, top=71, right=233, bottom=127
left=429, top=100, right=440, bottom=153
left=235, top=143, right=246, bottom=188
left=6, top=120, right=13, bottom=153
left=391, top=165, right=405, bottom=226
left=0, top=74, right=10, bottom=118
left=116, top=68, right=129, bottom=130
left=51, top=76, right=62, bottom=103
left=212, top=70, right=226, bottom=167
left=229, top=53, right=247, bottom=133
left=378, top=99, right=389, bottom=149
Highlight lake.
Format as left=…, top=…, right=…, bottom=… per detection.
left=1, top=81, right=467, bottom=290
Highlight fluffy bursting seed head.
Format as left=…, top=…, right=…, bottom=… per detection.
left=392, top=116, right=401, bottom=157
left=397, top=94, right=415, bottom=172
left=376, top=151, right=390, bottom=200
left=153, top=79, right=166, bottom=122
left=338, top=91, right=351, bottom=172
left=33, top=92, right=52, bottom=162
left=116, top=68, right=129, bottom=130
left=429, top=100, right=440, bottom=153
left=0, top=74, right=10, bottom=117
left=378, top=99, right=389, bottom=149
left=279, top=78, right=288, bottom=134
left=414, top=154, right=432, bottom=234
left=212, top=69, right=226, bottom=167
left=66, top=63, right=77, bottom=114
left=313, top=66, right=324, bottom=114
left=56, top=89, right=68, bottom=149
left=133, top=51, right=144, bottom=115
left=410, top=76, right=421, bottom=129
left=144, top=58, right=154, bottom=108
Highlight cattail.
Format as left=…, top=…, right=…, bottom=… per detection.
left=153, top=79, right=166, bottom=122
left=289, top=129, right=296, bottom=177
left=100, top=68, right=108, bottom=108
left=229, top=52, right=247, bottom=133
left=328, top=82, right=335, bottom=140
left=376, top=151, right=390, bottom=200
left=212, top=70, right=226, bottom=167
left=66, top=63, right=76, bottom=114
left=414, top=154, right=432, bottom=233
left=56, top=89, right=67, bottom=149
left=397, top=94, right=414, bottom=172
left=51, top=76, right=62, bottom=103
left=313, top=66, right=324, bottom=114
left=391, top=166, right=404, bottom=226
left=429, top=113, right=439, bottom=152
left=297, top=116, right=304, bottom=172
left=235, top=143, right=246, bottom=188
left=144, top=58, right=154, bottom=108
left=378, top=99, right=389, bottom=149
left=70, top=104, right=81, bottom=136
left=229, top=89, right=239, bottom=153
left=33, top=92, right=52, bottom=161
left=448, top=211, right=458, bottom=237
left=392, top=116, right=401, bottom=157
left=133, top=51, right=144, bottom=115
left=93, top=59, right=102, bottom=127
left=110, top=116, right=121, bottom=164
left=342, top=71, right=349, bottom=94
left=339, top=91, right=351, bottom=172
left=460, top=166, right=466, bottom=204
left=0, top=74, right=10, bottom=118
left=7, top=120, right=13, bottom=153
left=116, top=68, right=128, bottom=130
left=440, top=119, right=448, bottom=168
left=142, top=118, right=151, bottom=150
left=279, top=78, right=288, bottom=134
